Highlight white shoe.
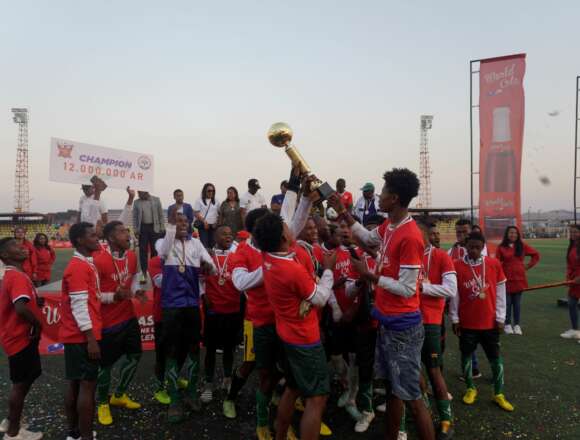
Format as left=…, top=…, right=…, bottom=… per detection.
left=397, top=431, right=408, bottom=440
left=504, top=324, right=513, bottom=334
left=560, top=329, right=577, bottom=339
left=0, top=420, right=28, bottom=434
left=65, top=430, right=97, bottom=440
left=376, top=403, right=386, bottom=413
left=513, top=325, right=523, bottom=335
left=200, top=383, right=213, bottom=403
left=4, top=427, right=43, bottom=440
left=354, top=411, right=374, bottom=433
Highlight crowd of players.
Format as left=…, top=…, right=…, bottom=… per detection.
left=3, top=165, right=567, bottom=440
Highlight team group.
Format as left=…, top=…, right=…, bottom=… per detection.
left=4, top=166, right=570, bottom=440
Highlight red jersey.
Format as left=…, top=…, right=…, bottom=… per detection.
left=567, top=247, right=580, bottom=299
left=205, top=249, right=240, bottom=314
left=339, top=191, right=353, bottom=210
left=34, top=247, right=56, bottom=282
left=333, top=246, right=361, bottom=312
left=262, top=252, right=319, bottom=345
left=59, top=253, right=102, bottom=343
left=94, top=250, right=138, bottom=329
left=454, top=256, right=506, bottom=330
left=148, top=256, right=163, bottom=323
left=296, top=241, right=324, bottom=279
left=230, top=240, right=274, bottom=327
left=292, top=243, right=316, bottom=280
left=496, top=243, right=540, bottom=293
left=18, top=240, right=37, bottom=279
left=420, top=246, right=456, bottom=325
left=0, top=268, right=42, bottom=356
left=448, top=244, right=467, bottom=261
left=374, top=217, right=424, bottom=316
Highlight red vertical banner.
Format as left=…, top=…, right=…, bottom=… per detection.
left=479, top=53, right=526, bottom=244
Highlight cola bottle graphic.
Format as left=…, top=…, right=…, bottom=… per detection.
left=484, top=106, right=516, bottom=193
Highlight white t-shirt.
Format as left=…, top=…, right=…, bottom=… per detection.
left=240, top=191, right=267, bottom=213
left=79, top=195, right=107, bottom=226
left=193, top=198, right=220, bottom=225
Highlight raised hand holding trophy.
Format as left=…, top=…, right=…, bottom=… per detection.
left=267, top=122, right=334, bottom=202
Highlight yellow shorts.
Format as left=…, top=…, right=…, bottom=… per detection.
left=243, top=319, right=255, bottom=362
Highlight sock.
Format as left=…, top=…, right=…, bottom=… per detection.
left=399, top=404, right=406, bottom=433
left=96, top=366, right=112, bottom=404
left=490, top=357, right=505, bottom=395
left=461, top=354, right=475, bottom=389
left=436, top=399, right=453, bottom=423
left=227, top=369, right=248, bottom=401
left=165, top=358, right=180, bottom=403
left=185, top=352, right=200, bottom=398
left=116, top=353, right=141, bottom=397
left=347, top=354, right=359, bottom=402
left=358, top=381, right=373, bottom=413
left=256, top=389, right=271, bottom=427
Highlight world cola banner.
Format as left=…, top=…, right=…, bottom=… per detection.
left=39, top=292, right=155, bottom=355
left=49, top=137, right=154, bottom=191
left=478, top=54, right=526, bottom=242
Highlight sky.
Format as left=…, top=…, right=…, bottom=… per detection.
left=0, top=1, right=579, bottom=214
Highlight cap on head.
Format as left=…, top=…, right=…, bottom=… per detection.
left=361, top=182, right=375, bottom=192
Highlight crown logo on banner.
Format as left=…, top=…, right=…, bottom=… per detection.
left=57, top=142, right=74, bottom=158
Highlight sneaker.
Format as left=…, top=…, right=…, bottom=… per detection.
left=3, top=428, right=43, bottom=440
left=398, top=432, right=408, bottom=440
left=504, top=324, right=513, bottom=334
left=200, top=384, right=213, bottom=404
left=513, top=325, right=523, bottom=335
left=493, top=394, right=515, bottom=412
left=320, top=421, right=332, bottom=436
left=345, top=403, right=363, bottom=422
left=97, top=403, right=113, bottom=426
left=1, top=420, right=28, bottom=434
left=354, top=411, right=375, bottom=433
left=376, top=403, right=386, bottom=413
left=154, top=389, right=171, bottom=405
left=256, top=426, right=273, bottom=440
left=437, top=421, right=454, bottom=440
left=110, top=394, right=141, bottom=410
left=462, top=388, right=478, bottom=405
left=560, top=329, right=578, bottom=339
left=223, top=400, right=237, bottom=419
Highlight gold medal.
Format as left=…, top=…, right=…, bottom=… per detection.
left=479, top=291, right=486, bottom=299
left=178, top=265, right=186, bottom=274
left=218, top=278, right=225, bottom=286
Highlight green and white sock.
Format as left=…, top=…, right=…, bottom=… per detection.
left=116, top=353, right=141, bottom=397
left=96, top=366, right=112, bottom=404
left=490, top=357, right=505, bottom=395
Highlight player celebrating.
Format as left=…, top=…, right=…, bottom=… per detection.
left=253, top=213, right=335, bottom=440
left=418, top=221, right=456, bottom=438
left=60, top=223, right=102, bottom=440
left=200, top=225, right=242, bottom=404
left=157, top=210, right=216, bottom=423
left=0, top=238, right=44, bottom=440
left=94, top=221, right=146, bottom=426
left=329, top=168, right=435, bottom=440
left=449, top=232, right=514, bottom=412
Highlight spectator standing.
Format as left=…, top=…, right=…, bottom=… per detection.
left=336, top=178, right=354, bottom=213
left=194, top=183, right=220, bottom=249
left=78, top=180, right=108, bottom=226
left=240, top=179, right=267, bottom=219
left=218, top=186, right=244, bottom=237
left=168, top=189, right=194, bottom=232
left=33, top=233, right=56, bottom=287
left=270, top=180, right=289, bottom=215
left=353, top=183, right=380, bottom=226
left=133, top=191, right=165, bottom=275
left=496, top=226, right=540, bottom=335
left=13, top=226, right=37, bottom=281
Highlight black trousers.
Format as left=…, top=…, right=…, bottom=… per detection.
left=138, top=223, right=158, bottom=272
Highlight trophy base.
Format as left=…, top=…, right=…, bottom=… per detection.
left=309, top=181, right=334, bottom=203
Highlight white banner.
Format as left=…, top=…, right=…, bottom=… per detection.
left=49, top=138, right=154, bottom=191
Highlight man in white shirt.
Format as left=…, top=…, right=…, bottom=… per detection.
left=78, top=181, right=108, bottom=226
left=353, top=182, right=381, bottom=226
left=240, top=179, right=267, bottom=219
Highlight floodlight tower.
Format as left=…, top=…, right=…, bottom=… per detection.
left=417, top=115, right=433, bottom=208
left=12, top=108, right=30, bottom=213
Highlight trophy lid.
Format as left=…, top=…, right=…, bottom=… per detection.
left=268, top=122, right=293, bottom=148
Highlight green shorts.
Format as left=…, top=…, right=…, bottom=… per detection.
left=253, top=324, right=281, bottom=370
left=421, top=324, right=443, bottom=369
left=64, top=343, right=100, bottom=381
left=283, top=343, right=330, bottom=397
left=100, top=318, right=142, bottom=368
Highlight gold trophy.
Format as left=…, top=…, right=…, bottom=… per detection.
left=267, top=122, right=334, bottom=201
